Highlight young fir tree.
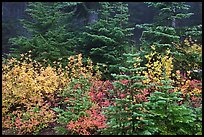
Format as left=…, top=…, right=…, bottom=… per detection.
left=142, top=76, right=201, bottom=135
left=138, top=49, right=202, bottom=135
left=80, top=2, right=134, bottom=79
left=101, top=52, right=149, bottom=135
left=52, top=76, right=94, bottom=135
left=9, top=2, right=80, bottom=67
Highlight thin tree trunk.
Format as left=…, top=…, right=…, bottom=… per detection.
left=172, top=7, right=176, bottom=28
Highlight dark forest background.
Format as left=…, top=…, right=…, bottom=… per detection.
left=2, top=2, right=202, bottom=55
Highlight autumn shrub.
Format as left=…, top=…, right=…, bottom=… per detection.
left=2, top=52, right=68, bottom=110
left=3, top=102, right=55, bottom=135
left=2, top=52, right=100, bottom=134
left=140, top=48, right=202, bottom=135
left=2, top=54, right=68, bottom=111
left=142, top=46, right=173, bottom=86
left=173, top=71, right=202, bottom=108
left=141, top=41, right=202, bottom=100
left=66, top=105, right=107, bottom=135
left=142, top=47, right=202, bottom=107
left=53, top=78, right=107, bottom=135
left=89, top=80, right=116, bottom=107
left=52, top=54, right=105, bottom=135
left=60, top=53, right=102, bottom=82
left=2, top=53, right=69, bottom=134
left=173, top=37, right=202, bottom=80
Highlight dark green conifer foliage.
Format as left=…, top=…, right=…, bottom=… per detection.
left=136, top=2, right=201, bottom=54
left=136, top=2, right=202, bottom=75
left=146, top=2, right=193, bottom=27
left=101, top=52, right=148, bottom=135
left=80, top=2, right=134, bottom=79
left=9, top=2, right=79, bottom=67
left=143, top=78, right=202, bottom=135
left=147, top=2, right=202, bottom=42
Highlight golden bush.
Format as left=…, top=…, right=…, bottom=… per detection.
left=143, top=47, right=174, bottom=85
left=2, top=52, right=101, bottom=134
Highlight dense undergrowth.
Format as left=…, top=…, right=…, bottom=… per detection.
left=2, top=49, right=202, bottom=135
left=2, top=2, right=202, bottom=135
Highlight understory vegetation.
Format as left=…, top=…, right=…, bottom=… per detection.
left=2, top=2, right=202, bottom=135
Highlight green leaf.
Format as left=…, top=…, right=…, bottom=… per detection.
left=52, top=107, right=63, bottom=113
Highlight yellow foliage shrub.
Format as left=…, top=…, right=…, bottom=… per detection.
left=173, top=70, right=202, bottom=99
left=65, top=53, right=101, bottom=81
left=143, top=47, right=173, bottom=85
left=2, top=52, right=101, bottom=134
left=2, top=57, right=67, bottom=115
left=173, top=37, right=202, bottom=72
left=183, top=37, right=202, bottom=55
left=142, top=46, right=202, bottom=107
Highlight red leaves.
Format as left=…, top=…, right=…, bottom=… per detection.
left=101, top=100, right=110, bottom=107
left=175, top=74, right=202, bottom=107
left=66, top=79, right=152, bottom=135
left=120, top=79, right=129, bottom=85
left=15, top=118, right=22, bottom=125
left=88, top=92, right=95, bottom=101
left=64, top=80, right=113, bottom=135
left=67, top=106, right=107, bottom=135
left=188, top=79, right=202, bottom=90
left=96, top=92, right=104, bottom=99
left=73, top=83, right=81, bottom=89
left=119, top=93, right=126, bottom=98
left=89, top=80, right=114, bottom=107
left=136, top=89, right=150, bottom=102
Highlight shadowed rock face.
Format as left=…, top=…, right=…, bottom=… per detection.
left=2, top=2, right=27, bottom=32
left=88, top=11, right=98, bottom=24
left=2, top=2, right=27, bottom=19
left=2, top=2, right=29, bottom=55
